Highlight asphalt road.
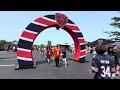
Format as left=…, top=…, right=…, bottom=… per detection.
left=0, top=50, right=113, bottom=79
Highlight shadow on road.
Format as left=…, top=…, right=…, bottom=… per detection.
left=0, top=58, right=10, bottom=59
left=36, top=60, right=47, bottom=65
left=36, top=58, right=73, bottom=65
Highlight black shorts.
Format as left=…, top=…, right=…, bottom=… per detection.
left=47, top=57, right=50, bottom=60
left=55, top=58, right=59, bottom=61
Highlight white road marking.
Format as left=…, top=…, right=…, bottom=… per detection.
left=0, top=58, right=17, bottom=60
left=0, top=64, right=15, bottom=66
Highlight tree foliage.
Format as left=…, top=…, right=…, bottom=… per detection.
left=105, top=31, right=120, bottom=41
left=0, top=40, right=8, bottom=45
left=47, top=40, right=52, bottom=47
left=110, top=17, right=120, bottom=28
left=105, top=16, right=120, bottom=41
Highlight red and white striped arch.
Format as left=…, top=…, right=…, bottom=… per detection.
left=16, top=14, right=86, bottom=69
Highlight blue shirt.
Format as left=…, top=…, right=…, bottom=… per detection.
left=92, top=54, right=114, bottom=79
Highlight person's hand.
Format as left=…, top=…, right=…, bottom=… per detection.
left=111, top=73, right=116, bottom=79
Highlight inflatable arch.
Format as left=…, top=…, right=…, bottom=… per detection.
left=15, top=13, right=86, bottom=70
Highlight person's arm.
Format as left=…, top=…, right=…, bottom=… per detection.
left=60, top=51, right=63, bottom=56
left=109, top=55, right=120, bottom=76
left=116, top=66, right=120, bottom=71
left=110, top=59, right=116, bottom=73
left=111, top=62, right=116, bottom=73
left=91, top=66, right=98, bottom=73
left=90, top=58, right=99, bottom=73
left=53, top=49, right=55, bottom=55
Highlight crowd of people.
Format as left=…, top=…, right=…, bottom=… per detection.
left=4, top=41, right=120, bottom=79
left=36, top=45, right=67, bottom=68
left=33, top=44, right=120, bottom=79
left=4, top=44, right=17, bottom=52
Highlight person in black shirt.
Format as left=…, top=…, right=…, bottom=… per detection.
left=89, top=45, right=117, bottom=79
left=61, top=49, right=67, bottom=68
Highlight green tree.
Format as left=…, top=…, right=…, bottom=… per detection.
left=0, top=40, right=8, bottom=45
left=47, top=40, right=52, bottom=47
left=105, top=16, right=120, bottom=41
left=110, top=17, right=120, bottom=28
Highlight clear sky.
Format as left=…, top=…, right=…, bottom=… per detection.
left=0, top=11, right=119, bottom=45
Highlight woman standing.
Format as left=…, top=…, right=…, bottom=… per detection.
left=46, top=46, right=52, bottom=64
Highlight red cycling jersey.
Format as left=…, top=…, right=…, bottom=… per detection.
left=46, top=49, right=52, bottom=58
left=53, top=48, right=61, bottom=59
